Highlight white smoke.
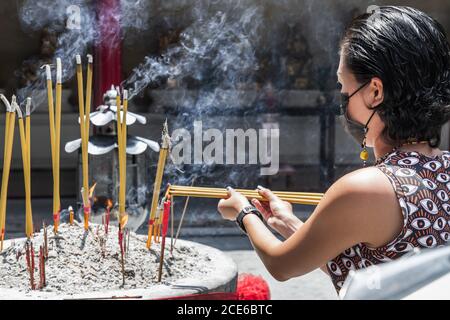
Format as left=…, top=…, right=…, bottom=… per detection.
left=16, top=0, right=153, bottom=111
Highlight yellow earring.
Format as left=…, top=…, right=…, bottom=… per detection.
left=360, top=146, right=369, bottom=161
left=360, top=129, right=369, bottom=165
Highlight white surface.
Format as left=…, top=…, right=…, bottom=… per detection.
left=403, top=273, right=450, bottom=300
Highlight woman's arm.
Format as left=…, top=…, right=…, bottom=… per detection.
left=251, top=187, right=329, bottom=275
left=219, top=167, right=403, bottom=281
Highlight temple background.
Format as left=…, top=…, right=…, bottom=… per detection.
left=0, top=0, right=448, bottom=205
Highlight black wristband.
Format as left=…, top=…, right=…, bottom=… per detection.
left=236, top=206, right=264, bottom=234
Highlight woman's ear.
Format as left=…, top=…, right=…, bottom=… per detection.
left=369, top=77, right=384, bottom=108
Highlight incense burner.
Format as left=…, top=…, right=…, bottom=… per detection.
left=0, top=223, right=237, bottom=300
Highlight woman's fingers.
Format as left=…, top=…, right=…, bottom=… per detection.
left=257, top=185, right=280, bottom=202
left=225, top=186, right=235, bottom=198
left=260, top=200, right=271, bottom=212
left=256, top=185, right=283, bottom=217
left=251, top=198, right=271, bottom=220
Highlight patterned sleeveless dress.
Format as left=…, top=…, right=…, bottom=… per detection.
left=326, top=150, right=450, bottom=293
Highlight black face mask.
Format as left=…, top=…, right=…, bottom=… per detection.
left=339, top=81, right=380, bottom=146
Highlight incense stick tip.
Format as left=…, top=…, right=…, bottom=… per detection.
left=26, top=97, right=31, bottom=116
left=161, top=120, right=170, bottom=148
left=44, top=65, right=52, bottom=80
left=15, top=104, right=23, bottom=118
left=11, top=95, right=18, bottom=110
left=87, top=54, right=93, bottom=63
left=76, top=54, right=82, bottom=64
left=123, top=89, right=128, bottom=100
left=56, top=58, right=62, bottom=83
left=0, top=94, right=11, bottom=112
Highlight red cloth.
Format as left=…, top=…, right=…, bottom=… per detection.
left=236, top=273, right=271, bottom=300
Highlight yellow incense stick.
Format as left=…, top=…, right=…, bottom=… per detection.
left=146, top=121, right=170, bottom=249
left=54, top=58, right=62, bottom=232
left=84, top=55, right=93, bottom=227
left=147, top=149, right=168, bottom=248
left=0, top=97, right=10, bottom=245
left=76, top=55, right=90, bottom=230
left=85, top=55, right=93, bottom=146
left=0, top=97, right=16, bottom=250
left=119, top=90, right=129, bottom=229
left=44, top=65, right=57, bottom=229
left=0, top=95, right=13, bottom=248
left=16, top=106, right=32, bottom=238
left=116, top=90, right=123, bottom=222
left=25, top=98, right=32, bottom=237
left=116, top=89, right=122, bottom=212
left=26, top=99, right=30, bottom=173
left=1, top=97, right=9, bottom=164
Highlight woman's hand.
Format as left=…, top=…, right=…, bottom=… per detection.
left=218, top=187, right=251, bottom=221
left=251, top=186, right=302, bottom=239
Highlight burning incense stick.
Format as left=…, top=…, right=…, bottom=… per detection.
left=166, top=185, right=324, bottom=205
left=146, top=120, right=170, bottom=249
left=25, top=98, right=32, bottom=237
left=85, top=55, right=93, bottom=149
left=54, top=58, right=62, bottom=232
left=115, top=87, right=129, bottom=284
left=83, top=56, right=93, bottom=229
left=157, top=198, right=171, bottom=282
left=44, top=64, right=59, bottom=232
left=16, top=101, right=33, bottom=238
left=117, top=89, right=128, bottom=230
left=0, top=95, right=16, bottom=250
left=0, top=96, right=11, bottom=225
left=76, top=54, right=91, bottom=230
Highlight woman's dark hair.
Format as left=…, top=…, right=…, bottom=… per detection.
left=340, top=6, right=450, bottom=148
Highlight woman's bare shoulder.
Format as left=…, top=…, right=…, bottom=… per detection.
left=326, top=166, right=394, bottom=198
left=319, top=166, right=403, bottom=247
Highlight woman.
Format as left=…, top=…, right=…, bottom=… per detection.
left=217, top=6, right=450, bottom=295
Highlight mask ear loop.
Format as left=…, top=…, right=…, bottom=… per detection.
left=353, top=80, right=378, bottom=167
left=360, top=108, right=379, bottom=167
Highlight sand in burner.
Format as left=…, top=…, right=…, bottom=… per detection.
left=0, top=223, right=213, bottom=296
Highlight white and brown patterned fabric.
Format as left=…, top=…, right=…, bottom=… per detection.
left=327, top=150, right=450, bottom=293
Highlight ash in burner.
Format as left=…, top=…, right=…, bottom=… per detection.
left=0, top=223, right=213, bottom=295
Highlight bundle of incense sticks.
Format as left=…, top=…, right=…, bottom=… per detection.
left=146, top=120, right=170, bottom=249
left=0, top=95, right=17, bottom=250
left=75, top=54, right=93, bottom=230
left=116, top=88, right=128, bottom=230
left=167, top=185, right=324, bottom=205
left=45, top=59, right=63, bottom=233
left=16, top=98, right=33, bottom=238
